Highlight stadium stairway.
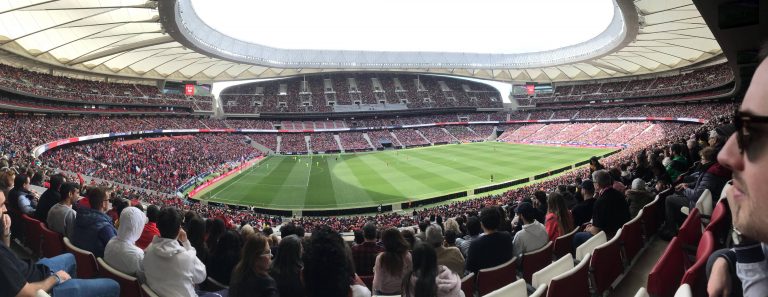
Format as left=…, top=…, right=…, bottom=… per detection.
left=441, top=127, right=460, bottom=143
left=361, top=133, right=376, bottom=150
left=388, top=131, right=406, bottom=148
left=304, top=135, right=312, bottom=154
left=245, top=136, right=274, bottom=154
left=608, top=238, right=668, bottom=296
left=414, top=129, right=432, bottom=145
left=333, top=134, right=346, bottom=153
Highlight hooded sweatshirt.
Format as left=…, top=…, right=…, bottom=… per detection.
left=71, top=206, right=117, bottom=258
left=406, top=265, right=463, bottom=297
left=104, top=207, right=146, bottom=279
left=143, top=235, right=207, bottom=297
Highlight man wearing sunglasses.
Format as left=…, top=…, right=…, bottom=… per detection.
left=707, top=54, right=768, bottom=297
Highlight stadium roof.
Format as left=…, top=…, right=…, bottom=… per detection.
left=0, top=0, right=722, bottom=82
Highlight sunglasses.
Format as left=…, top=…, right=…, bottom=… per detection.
left=734, top=109, right=768, bottom=155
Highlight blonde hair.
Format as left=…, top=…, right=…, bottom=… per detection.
left=444, top=218, right=461, bottom=235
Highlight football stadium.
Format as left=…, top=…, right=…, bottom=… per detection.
left=0, top=0, right=765, bottom=296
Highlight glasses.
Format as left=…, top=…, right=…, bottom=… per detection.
left=261, top=250, right=273, bottom=259
left=734, top=110, right=768, bottom=155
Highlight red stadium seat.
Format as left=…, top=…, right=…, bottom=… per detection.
left=647, top=237, right=686, bottom=297
left=681, top=231, right=716, bottom=296
left=97, top=257, right=142, bottom=297
left=619, top=210, right=645, bottom=266
left=461, top=272, right=475, bottom=297
left=704, top=200, right=730, bottom=249
left=39, top=224, right=65, bottom=258
left=477, top=256, right=517, bottom=296
left=640, top=197, right=661, bottom=238
left=589, top=229, right=625, bottom=296
left=63, top=237, right=99, bottom=278
left=553, top=228, right=578, bottom=260
left=20, top=214, right=43, bottom=257
left=547, top=254, right=591, bottom=297
left=677, top=208, right=702, bottom=248
left=521, top=241, right=553, bottom=284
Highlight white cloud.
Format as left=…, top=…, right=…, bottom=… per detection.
left=191, top=0, right=614, bottom=54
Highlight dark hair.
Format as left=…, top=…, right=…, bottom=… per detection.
left=380, top=227, right=409, bottom=276
left=231, top=233, right=270, bottom=297
left=157, top=207, right=182, bottom=239
left=418, top=220, right=430, bottom=232
left=479, top=207, right=501, bottom=231
left=185, top=215, right=208, bottom=262
left=671, top=143, right=684, bottom=155
left=401, top=228, right=416, bottom=249
left=547, top=192, right=574, bottom=236
left=59, top=182, right=80, bottom=201
left=466, top=216, right=482, bottom=236
left=207, top=218, right=227, bottom=254
left=112, top=198, right=129, bottom=217
left=280, top=222, right=297, bottom=238
left=444, top=230, right=458, bottom=246
left=146, top=205, right=160, bottom=223
left=269, top=235, right=304, bottom=296
left=353, top=229, right=364, bottom=245
left=48, top=174, right=65, bottom=191
left=303, top=226, right=353, bottom=297
left=12, top=174, right=28, bottom=190
left=295, top=226, right=305, bottom=238
left=87, top=187, right=109, bottom=210
left=362, top=222, right=377, bottom=240
left=402, top=242, right=438, bottom=297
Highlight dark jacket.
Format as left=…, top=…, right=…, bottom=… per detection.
left=229, top=273, right=279, bottom=297
left=625, top=190, right=654, bottom=218
left=71, top=207, right=117, bottom=258
left=593, top=188, right=630, bottom=237
left=34, top=188, right=61, bottom=222
left=682, top=162, right=731, bottom=207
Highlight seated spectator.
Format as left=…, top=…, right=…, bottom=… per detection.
left=512, top=202, right=549, bottom=258
left=229, top=233, right=278, bottom=297
left=626, top=178, right=654, bottom=218
left=72, top=187, right=116, bottom=258
left=444, top=230, right=458, bottom=248
left=374, top=228, right=412, bottom=295
left=572, top=180, right=596, bottom=227
left=666, top=143, right=689, bottom=181
left=34, top=174, right=65, bottom=222
left=47, top=182, right=79, bottom=238
left=351, top=221, right=383, bottom=276
left=574, top=170, right=630, bottom=248
left=143, top=207, right=212, bottom=297
left=136, top=204, right=160, bottom=249
left=402, top=242, right=462, bottom=297
left=9, top=174, right=38, bottom=215
left=545, top=192, right=574, bottom=242
left=303, top=225, right=371, bottom=297
left=0, top=191, right=120, bottom=297
left=104, top=207, right=146, bottom=279
left=184, top=214, right=209, bottom=263
left=455, top=216, right=481, bottom=258
left=465, top=207, right=514, bottom=273
left=425, top=224, right=465, bottom=277
left=269, top=235, right=304, bottom=297
left=207, top=230, right=242, bottom=285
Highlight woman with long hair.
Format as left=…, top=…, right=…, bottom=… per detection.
left=206, top=230, right=242, bottom=285
left=402, top=243, right=462, bottom=297
left=229, top=233, right=278, bottom=297
left=545, top=192, right=574, bottom=242
left=302, top=226, right=371, bottom=297
left=184, top=214, right=208, bottom=263
left=269, top=235, right=305, bottom=297
left=373, top=227, right=412, bottom=295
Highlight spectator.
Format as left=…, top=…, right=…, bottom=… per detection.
left=444, top=230, right=458, bottom=248
left=269, top=235, right=304, bottom=297
left=626, top=178, right=654, bottom=218
left=9, top=174, right=38, bottom=215
left=207, top=218, right=227, bottom=255
left=143, top=207, right=211, bottom=297
left=0, top=191, right=120, bottom=297
left=532, top=190, right=548, bottom=222
left=302, top=225, right=371, bottom=297
left=574, top=170, right=630, bottom=248
left=455, top=216, right=481, bottom=258
left=47, top=182, right=79, bottom=238
left=425, top=224, right=465, bottom=277
left=465, top=207, right=514, bottom=273
left=402, top=242, right=462, bottom=297
left=351, top=221, right=383, bottom=276
left=207, top=230, right=242, bottom=285
left=104, top=207, right=146, bottom=279
left=572, top=180, right=596, bottom=228
left=34, top=173, right=65, bottom=222
left=589, top=156, right=605, bottom=174
left=666, top=143, right=689, bottom=181
left=512, top=202, right=549, bottom=258
left=229, top=233, right=278, bottom=297
left=545, top=192, right=574, bottom=242
left=71, top=187, right=116, bottom=258
left=185, top=214, right=209, bottom=263
left=374, top=228, right=412, bottom=295
left=0, top=169, right=15, bottom=198
left=136, top=204, right=160, bottom=249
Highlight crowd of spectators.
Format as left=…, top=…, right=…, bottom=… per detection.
left=418, top=127, right=455, bottom=144
left=279, top=134, right=309, bottom=154
left=338, top=132, right=373, bottom=151
left=444, top=126, right=483, bottom=143
left=309, top=133, right=340, bottom=153
left=392, top=129, right=431, bottom=147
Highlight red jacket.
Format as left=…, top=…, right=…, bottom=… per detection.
left=136, top=222, right=160, bottom=250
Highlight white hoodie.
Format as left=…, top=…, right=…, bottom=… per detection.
left=407, top=265, right=464, bottom=297
left=104, top=207, right=146, bottom=279
left=143, top=234, right=207, bottom=297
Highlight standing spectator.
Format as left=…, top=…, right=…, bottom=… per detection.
left=572, top=180, right=596, bottom=228
left=104, top=207, right=146, bottom=279
left=465, top=207, right=514, bottom=273
left=374, top=228, right=412, bottom=295
left=455, top=216, right=481, bottom=258
left=545, top=192, right=574, bottom=242
left=136, top=204, right=160, bottom=249
left=269, top=235, right=304, bottom=297
left=574, top=170, right=630, bottom=248
left=143, top=207, right=210, bottom=297
left=34, top=174, right=64, bottom=222
left=47, top=182, right=79, bottom=238
left=512, top=202, right=549, bottom=258
left=207, top=230, right=242, bottom=285
left=303, top=226, right=371, bottom=297
left=589, top=156, right=606, bottom=174
left=351, top=222, right=383, bottom=276
left=229, top=233, right=279, bottom=297
left=402, top=242, right=462, bottom=297
left=71, top=187, right=116, bottom=258
left=425, top=224, right=465, bottom=277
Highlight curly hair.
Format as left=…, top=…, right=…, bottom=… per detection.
left=303, top=225, right=353, bottom=297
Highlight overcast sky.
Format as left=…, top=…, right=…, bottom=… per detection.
left=192, top=0, right=614, bottom=54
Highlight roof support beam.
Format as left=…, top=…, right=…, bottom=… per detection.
left=68, top=36, right=175, bottom=65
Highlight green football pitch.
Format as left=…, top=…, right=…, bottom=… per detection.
left=198, top=142, right=615, bottom=210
